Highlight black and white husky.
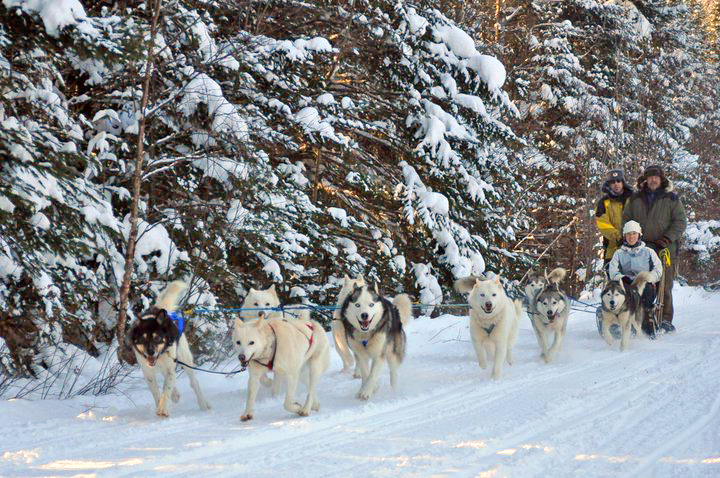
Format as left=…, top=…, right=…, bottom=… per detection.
left=599, top=272, right=651, bottom=351
left=128, top=281, right=210, bottom=417
left=525, top=268, right=570, bottom=363
left=338, top=284, right=412, bottom=400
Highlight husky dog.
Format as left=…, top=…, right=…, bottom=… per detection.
left=599, top=272, right=651, bottom=351
left=239, top=284, right=310, bottom=322
left=129, top=281, right=211, bottom=417
left=232, top=316, right=330, bottom=421
left=526, top=268, right=570, bottom=363
left=339, top=284, right=413, bottom=400
left=455, top=276, right=522, bottom=379
left=523, top=270, right=548, bottom=307
left=239, top=284, right=311, bottom=394
left=331, top=275, right=365, bottom=375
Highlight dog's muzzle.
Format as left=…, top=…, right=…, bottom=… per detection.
left=238, top=354, right=251, bottom=367
left=359, top=312, right=372, bottom=331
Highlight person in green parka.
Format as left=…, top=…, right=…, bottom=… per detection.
left=595, top=169, right=633, bottom=268
left=622, top=164, right=687, bottom=334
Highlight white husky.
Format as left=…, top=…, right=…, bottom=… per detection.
left=339, top=284, right=413, bottom=400
left=232, top=317, right=330, bottom=421
left=455, top=276, right=522, bottom=379
left=239, top=284, right=311, bottom=394
left=331, top=275, right=365, bottom=375
left=240, top=284, right=310, bottom=321
left=128, top=281, right=211, bottom=417
left=526, top=268, right=570, bottom=363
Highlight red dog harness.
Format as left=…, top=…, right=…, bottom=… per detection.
left=254, top=323, right=315, bottom=371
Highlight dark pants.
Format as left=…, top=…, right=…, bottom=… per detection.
left=647, top=244, right=676, bottom=324
left=660, top=262, right=675, bottom=323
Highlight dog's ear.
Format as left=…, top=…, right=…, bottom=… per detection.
left=156, top=309, right=169, bottom=324
left=234, top=318, right=244, bottom=328
left=269, top=284, right=276, bottom=293
left=494, top=275, right=502, bottom=285
left=373, top=282, right=379, bottom=294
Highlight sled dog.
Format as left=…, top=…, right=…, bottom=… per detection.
left=331, top=275, right=365, bottom=375
left=339, top=284, right=412, bottom=400
left=523, top=270, right=548, bottom=308
left=129, top=281, right=211, bottom=417
left=526, top=268, right=570, bottom=363
left=239, top=284, right=311, bottom=394
left=599, top=272, right=651, bottom=351
left=233, top=316, right=330, bottom=421
left=455, top=276, right=522, bottom=379
left=239, top=284, right=310, bottom=322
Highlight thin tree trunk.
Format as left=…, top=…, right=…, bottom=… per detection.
left=116, top=0, right=164, bottom=364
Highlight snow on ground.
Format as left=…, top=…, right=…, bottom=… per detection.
left=2, top=285, right=720, bottom=477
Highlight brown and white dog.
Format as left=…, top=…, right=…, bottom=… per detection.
left=128, top=281, right=210, bottom=417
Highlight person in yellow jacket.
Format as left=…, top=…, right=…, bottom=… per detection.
left=595, top=169, right=633, bottom=267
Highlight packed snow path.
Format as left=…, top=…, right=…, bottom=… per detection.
left=2, top=286, right=719, bottom=477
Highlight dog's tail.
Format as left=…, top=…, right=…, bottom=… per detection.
left=546, top=267, right=567, bottom=285
left=155, top=280, right=188, bottom=311
left=454, top=276, right=484, bottom=294
left=631, top=271, right=652, bottom=297
left=392, top=293, right=413, bottom=327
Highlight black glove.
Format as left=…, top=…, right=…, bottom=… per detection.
left=657, top=236, right=671, bottom=249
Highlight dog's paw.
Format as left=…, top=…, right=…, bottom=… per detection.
left=199, top=400, right=211, bottom=411
left=297, top=409, right=310, bottom=417
left=312, top=401, right=320, bottom=411
left=240, top=413, right=253, bottom=421
left=156, top=408, right=170, bottom=418
left=171, top=388, right=180, bottom=403
left=357, top=389, right=372, bottom=400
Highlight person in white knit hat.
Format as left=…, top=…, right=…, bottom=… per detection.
left=608, top=220, right=663, bottom=338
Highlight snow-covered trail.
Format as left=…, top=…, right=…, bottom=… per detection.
left=2, top=286, right=720, bottom=477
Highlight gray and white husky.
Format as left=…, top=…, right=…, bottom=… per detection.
left=525, top=268, right=570, bottom=363
left=599, top=272, right=651, bottom=351
left=331, top=275, right=365, bottom=376
left=128, top=281, right=210, bottom=417
left=338, top=284, right=413, bottom=400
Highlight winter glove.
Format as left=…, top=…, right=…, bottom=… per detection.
left=657, top=236, right=671, bottom=249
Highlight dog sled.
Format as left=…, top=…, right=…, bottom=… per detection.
left=596, top=247, right=671, bottom=339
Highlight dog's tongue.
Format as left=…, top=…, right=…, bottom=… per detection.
left=361, top=319, right=371, bottom=329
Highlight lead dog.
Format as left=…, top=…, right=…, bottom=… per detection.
left=233, top=316, right=330, bottom=421
left=526, top=268, right=570, bottom=363
left=599, top=271, right=651, bottom=351
left=128, top=281, right=211, bottom=417
left=455, top=275, right=522, bottom=379
left=339, top=284, right=412, bottom=400
left=331, top=275, right=365, bottom=375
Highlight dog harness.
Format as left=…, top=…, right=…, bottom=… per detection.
left=168, top=311, right=185, bottom=336
left=252, top=323, right=315, bottom=371
left=253, top=325, right=278, bottom=370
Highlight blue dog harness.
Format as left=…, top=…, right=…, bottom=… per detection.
left=168, top=311, right=185, bottom=336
